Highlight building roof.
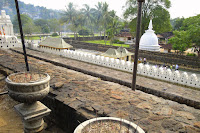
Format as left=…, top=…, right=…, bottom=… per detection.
left=116, top=47, right=134, bottom=56
left=101, top=48, right=134, bottom=58
left=39, top=37, right=73, bottom=49
left=160, top=43, right=172, bottom=50
left=115, top=32, right=132, bottom=37
left=157, top=32, right=174, bottom=39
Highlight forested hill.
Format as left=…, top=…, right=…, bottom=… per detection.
left=0, top=0, right=61, bottom=21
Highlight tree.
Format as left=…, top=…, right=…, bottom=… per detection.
left=101, top=2, right=111, bottom=45
left=94, top=2, right=103, bottom=38
left=181, top=15, right=200, bottom=57
left=34, top=19, right=50, bottom=34
left=168, top=31, right=191, bottom=54
left=13, top=14, right=33, bottom=33
left=171, top=17, right=185, bottom=31
left=61, top=2, right=79, bottom=39
left=107, top=14, right=123, bottom=45
left=23, top=22, right=40, bottom=35
left=124, top=0, right=171, bottom=34
left=81, top=4, right=95, bottom=36
left=187, top=23, right=200, bottom=57
left=48, top=19, right=59, bottom=33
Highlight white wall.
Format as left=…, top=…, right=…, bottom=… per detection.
left=30, top=44, right=200, bottom=89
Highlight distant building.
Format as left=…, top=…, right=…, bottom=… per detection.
left=139, top=19, right=160, bottom=52
left=101, top=47, right=134, bottom=61
left=160, top=43, right=172, bottom=53
left=157, top=32, right=174, bottom=44
left=39, top=37, right=73, bottom=51
left=0, top=10, right=21, bottom=49
left=114, top=29, right=134, bottom=45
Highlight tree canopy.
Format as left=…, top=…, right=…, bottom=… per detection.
left=123, top=0, right=172, bottom=34
left=169, top=14, right=200, bottom=57
left=13, top=14, right=39, bottom=34
left=168, top=31, right=191, bottom=54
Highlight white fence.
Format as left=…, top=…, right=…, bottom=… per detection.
left=31, top=44, right=200, bottom=88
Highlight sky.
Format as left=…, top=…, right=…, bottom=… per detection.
left=19, top=0, right=200, bottom=19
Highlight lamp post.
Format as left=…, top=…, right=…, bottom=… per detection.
left=132, top=0, right=145, bottom=90
left=14, top=0, right=29, bottom=71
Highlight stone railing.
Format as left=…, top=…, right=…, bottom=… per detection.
left=30, top=44, right=200, bottom=89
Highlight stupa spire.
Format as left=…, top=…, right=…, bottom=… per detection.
left=148, top=19, right=153, bottom=31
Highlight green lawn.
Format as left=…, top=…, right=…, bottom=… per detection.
left=18, top=36, right=44, bottom=40
left=64, top=33, right=100, bottom=38
left=83, top=40, right=130, bottom=48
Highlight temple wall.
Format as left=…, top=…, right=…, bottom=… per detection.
left=30, top=44, right=200, bottom=89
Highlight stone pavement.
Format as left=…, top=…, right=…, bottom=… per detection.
left=0, top=49, right=200, bottom=132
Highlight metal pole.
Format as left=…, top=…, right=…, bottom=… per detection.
left=132, top=0, right=144, bottom=90
left=14, top=0, right=29, bottom=71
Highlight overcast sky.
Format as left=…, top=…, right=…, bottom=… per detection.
left=20, top=0, right=200, bottom=19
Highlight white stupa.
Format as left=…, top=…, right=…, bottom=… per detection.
left=139, top=19, right=160, bottom=52
left=0, top=10, right=21, bottom=49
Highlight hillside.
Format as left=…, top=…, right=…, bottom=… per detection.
left=0, top=0, right=61, bottom=21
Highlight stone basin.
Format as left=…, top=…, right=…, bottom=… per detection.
left=6, top=72, right=50, bottom=103
left=74, top=117, right=145, bottom=133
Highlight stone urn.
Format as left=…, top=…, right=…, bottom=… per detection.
left=74, top=117, right=145, bottom=133
left=6, top=72, right=51, bottom=133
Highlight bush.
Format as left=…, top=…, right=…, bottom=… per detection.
left=186, top=53, right=196, bottom=57
left=118, top=41, right=125, bottom=44
left=52, top=32, right=58, bottom=37
left=113, top=39, right=119, bottom=43
left=78, top=29, right=90, bottom=36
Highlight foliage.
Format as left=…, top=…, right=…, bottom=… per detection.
left=124, top=0, right=172, bottom=34
left=182, top=15, right=200, bottom=57
left=186, top=53, right=196, bottom=57
left=23, top=23, right=40, bottom=35
left=13, top=14, right=40, bottom=34
left=171, top=17, right=185, bottom=30
left=168, top=31, right=191, bottom=54
left=78, top=29, right=91, bottom=36
left=52, top=32, right=58, bottom=37
left=48, top=19, right=60, bottom=33
left=107, top=15, right=123, bottom=44
left=34, top=19, right=50, bottom=33
left=13, top=14, right=33, bottom=33
left=1, top=0, right=60, bottom=22
left=60, top=1, right=123, bottom=44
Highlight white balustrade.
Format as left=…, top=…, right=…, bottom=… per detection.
left=29, top=44, right=200, bottom=88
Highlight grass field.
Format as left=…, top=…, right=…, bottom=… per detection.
left=64, top=33, right=100, bottom=38
left=83, top=40, right=130, bottom=48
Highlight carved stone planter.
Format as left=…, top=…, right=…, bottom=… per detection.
left=74, top=117, right=145, bottom=133
left=6, top=72, right=51, bottom=133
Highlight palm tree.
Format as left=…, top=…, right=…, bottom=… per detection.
left=108, top=15, right=122, bottom=45
left=60, top=2, right=78, bottom=39
left=81, top=4, right=95, bottom=37
left=101, top=2, right=111, bottom=45
left=94, top=2, right=103, bottom=39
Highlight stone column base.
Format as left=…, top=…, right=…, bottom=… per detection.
left=14, top=101, right=51, bottom=133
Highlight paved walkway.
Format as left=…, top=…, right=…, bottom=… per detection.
left=0, top=48, right=200, bottom=132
